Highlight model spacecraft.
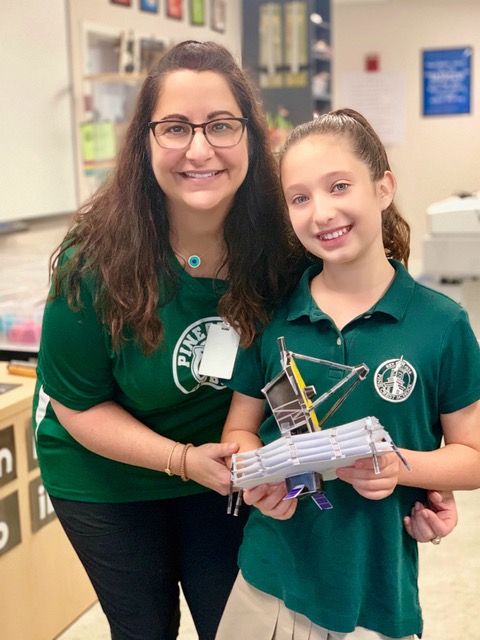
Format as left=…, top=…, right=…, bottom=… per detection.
left=228, top=337, right=409, bottom=514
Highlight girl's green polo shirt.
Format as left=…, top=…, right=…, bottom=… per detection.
left=33, top=258, right=233, bottom=502
left=228, top=260, right=480, bottom=639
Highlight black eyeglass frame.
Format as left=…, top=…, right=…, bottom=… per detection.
left=147, top=117, right=249, bottom=149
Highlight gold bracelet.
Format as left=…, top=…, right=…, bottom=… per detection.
left=180, top=443, right=193, bottom=482
left=164, top=442, right=180, bottom=476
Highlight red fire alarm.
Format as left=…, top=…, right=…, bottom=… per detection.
left=365, top=54, right=379, bottom=72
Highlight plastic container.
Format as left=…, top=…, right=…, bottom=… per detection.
left=0, top=294, right=45, bottom=352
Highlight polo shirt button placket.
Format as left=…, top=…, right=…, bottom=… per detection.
left=336, top=337, right=342, bottom=346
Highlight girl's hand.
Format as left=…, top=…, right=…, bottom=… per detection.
left=336, top=452, right=400, bottom=500
left=243, top=482, right=298, bottom=520
left=403, top=490, right=458, bottom=542
left=182, top=442, right=239, bottom=495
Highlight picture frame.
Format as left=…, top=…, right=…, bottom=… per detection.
left=166, top=0, right=183, bottom=19
left=140, top=0, right=159, bottom=13
left=190, top=0, right=205, bottom=26
left=110, top=0, right=132, bottom=6
left=210, top=0, right=226, bottom=33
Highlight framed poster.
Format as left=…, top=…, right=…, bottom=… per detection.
left=211, top=0, right=226, bottom=33
left=166, top=0, right=183, bottom=19
left=190, top=0, right=205, bottom=25
left=140, top=0, right=159, bottom=12
left=422, top=47, right=472, bottom=116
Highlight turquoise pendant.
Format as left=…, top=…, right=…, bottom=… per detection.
left=188, top=255, right=201, bottom=268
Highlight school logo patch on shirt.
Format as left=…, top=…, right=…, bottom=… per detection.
left=374, top=356, right=417, bottom=403
left=172, top=317, right=226, bottom=394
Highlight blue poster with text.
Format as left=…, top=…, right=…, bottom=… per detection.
left=423, top=47, right=472, bottom=116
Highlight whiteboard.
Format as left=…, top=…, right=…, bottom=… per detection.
left=0, top=0, right=77, bottom=222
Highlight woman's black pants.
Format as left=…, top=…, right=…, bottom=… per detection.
left=50, top=491, right=249, bottom=640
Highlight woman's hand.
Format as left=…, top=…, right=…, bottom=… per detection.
left=242, top=482, right=298, bottom=520
left=336, top=452, right=400, bottom=500
left=403, top=490, right=458, bottom=542
left=181, top=442, right=240, bottom=495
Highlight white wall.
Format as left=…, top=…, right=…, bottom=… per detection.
left=0, top=0, right=242, bottom=222
left=0, top=0, right=77, bottom=223
left=332, top=0, right=480, bottom=274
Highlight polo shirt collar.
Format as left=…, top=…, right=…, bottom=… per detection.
left=374, top=260, right=414, bottom=320
left=287, top=259, right=414, bottom=323
left=287, top=263, right=324, bottom=322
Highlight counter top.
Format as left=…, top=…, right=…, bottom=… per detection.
left=0, top=362, right=36, bottom=420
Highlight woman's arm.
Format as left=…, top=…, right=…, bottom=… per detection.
left=50, top=398, right=238, bottom=495
left=221, top=391, right=297, bottom=518
left=404, top=490, right=458, bottom=542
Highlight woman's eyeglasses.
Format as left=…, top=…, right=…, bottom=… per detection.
left=148, top=117, right=248, bottom=150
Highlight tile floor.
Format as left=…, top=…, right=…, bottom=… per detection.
left=57, top=489, right=480, bottom=640
left=56, top=591, right=197, bottom=639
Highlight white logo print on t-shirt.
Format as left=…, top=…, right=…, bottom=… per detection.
left=172, top=317, right=225, bottom=394
left=374, top=356, right=417, bottom=403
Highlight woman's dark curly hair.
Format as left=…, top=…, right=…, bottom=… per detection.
left=51, top=41, right=302, bottom=354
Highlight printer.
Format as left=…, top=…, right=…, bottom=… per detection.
left=423, top=191, right=480, bottom=338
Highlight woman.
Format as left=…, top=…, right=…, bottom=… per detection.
left=33, top=43, right=457, bottom=640
left=33, top=40, right=298, bottom=640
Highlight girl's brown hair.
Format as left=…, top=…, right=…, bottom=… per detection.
left=279, top=108, right=410, bottom=266
left=51, top=41, right=301, bottom=353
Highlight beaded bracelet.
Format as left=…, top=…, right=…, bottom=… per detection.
left=164, top=442, right=180, bottom=476
left=180, top=443, right=193, bottom=482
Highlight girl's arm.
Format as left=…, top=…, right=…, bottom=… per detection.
left=50, top=398, right=238, bottom=495
left=338, top=401, right=480, bottom=494
left=221, top=394, right=461, bottom=529
left=398, top=400, right=480, bottom=491
left=220, top=391, right=265, bottom=452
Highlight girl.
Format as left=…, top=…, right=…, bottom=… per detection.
left=217, top=109, right=480, bottom=640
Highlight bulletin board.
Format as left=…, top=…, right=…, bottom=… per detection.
left=422, top=47, right=472, bottom=116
